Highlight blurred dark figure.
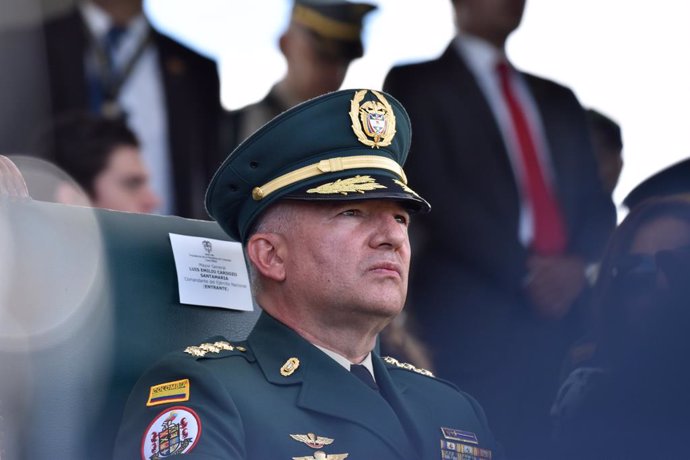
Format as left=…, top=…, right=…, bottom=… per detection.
left=624, top=158, right=690, bottom=209
left=383, top=0, right=616, bottom=457
left=222, top=0, right=376, bottom=148
left=42, top=0, right=221, bottom=218
left=552, top=196, right=690, bottom=459
left=0, top=0, right=52, bottom=154
left=34, top=112, right=160, bottom=213
left=586, top=109, right=623, bottom=195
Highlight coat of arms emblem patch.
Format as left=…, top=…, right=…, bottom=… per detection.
left=141, top=406, right=200, bottom=459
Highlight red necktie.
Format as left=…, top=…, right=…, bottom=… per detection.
left=496, top=61, right=567, bottom=255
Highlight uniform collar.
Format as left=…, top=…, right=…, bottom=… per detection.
left=246, top=312, right=417, bottom=459
left=315, top=345, right=376, bottom=382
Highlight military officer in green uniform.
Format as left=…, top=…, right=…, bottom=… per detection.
left=114, top=89, right=501, bottom=459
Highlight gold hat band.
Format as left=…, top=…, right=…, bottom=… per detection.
left=292, top=4, right=362, bottom=41
left=252, top=155, right=407, bottom=201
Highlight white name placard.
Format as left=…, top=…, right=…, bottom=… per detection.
left=169, top=233, right=253, bottom=311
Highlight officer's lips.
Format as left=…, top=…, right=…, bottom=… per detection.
left=367, top=261, right=403, bottom=278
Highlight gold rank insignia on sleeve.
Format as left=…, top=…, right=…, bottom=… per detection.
left=184, top=340, right=246, bottom=357
left=306, top=175, right=386, bottom=196
left=382, top=356, right=435, bottom=377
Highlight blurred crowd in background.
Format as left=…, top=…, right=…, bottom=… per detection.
left=1, top=0, right=689, bottom=458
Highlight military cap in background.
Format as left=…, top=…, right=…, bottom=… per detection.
left=206, top=88, right=430, bottom=242
left=623, top=158, right=690, bottom=209
left=291, top=0, right=376, bottom=60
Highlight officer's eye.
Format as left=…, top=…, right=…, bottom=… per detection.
left=340, top=209, right=360, bottom=217
left=395, top=213, right=410, bottom=226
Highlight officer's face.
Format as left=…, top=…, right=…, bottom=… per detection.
left=283, top=27, right=350, bottom=100
left=283, top=199, right=411, bottom=321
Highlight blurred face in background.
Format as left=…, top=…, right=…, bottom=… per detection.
left=593, top=145, right=623, bottom=195
left=617, top=215, right=690, bottom=330
left=629, top=216, right=690, bottom=258
left=454, top=0, right=526, bottom=47
left=280, top=25, right=350, bottom=102
left=92, top=145, right=160, bottom=213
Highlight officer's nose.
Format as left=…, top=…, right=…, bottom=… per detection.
left=369, top=209, right=408, bottom=251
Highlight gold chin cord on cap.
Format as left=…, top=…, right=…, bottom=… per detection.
left=251, top=155, right=408, bottom=201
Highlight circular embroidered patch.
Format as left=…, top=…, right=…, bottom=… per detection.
left=141, top=406, right=201, bottom=459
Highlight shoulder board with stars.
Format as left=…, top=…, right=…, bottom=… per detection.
left=183, top=340, right=248, bottom=359
left=382, top=356, right=434, bottom=378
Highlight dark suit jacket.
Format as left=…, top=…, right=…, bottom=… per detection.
left=383, top=42, right=616, bottom=389
left=43, top=8, right=221, bottom=218
left=114, top=313, right=500, bottom=459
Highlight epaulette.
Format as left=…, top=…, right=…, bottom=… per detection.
left=382, top=356, right=434, bottom=378
left=184, top=340, right=247, bottom=359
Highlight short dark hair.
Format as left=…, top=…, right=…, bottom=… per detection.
left=36, top=112, right=139, bottom=197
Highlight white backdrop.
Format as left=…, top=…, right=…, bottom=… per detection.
left=146, top=0, right=690, bottom=211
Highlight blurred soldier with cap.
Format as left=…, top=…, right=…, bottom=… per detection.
left=114, top=89, right=500, bottom=459
left=223, top=0, right=376, bottom=148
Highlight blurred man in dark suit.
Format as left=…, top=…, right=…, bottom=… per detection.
left=384, top=0, right=616, bottom=457
left=42, top=0, right=221, bottom=218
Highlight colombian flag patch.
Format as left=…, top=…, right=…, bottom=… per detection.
left=146, top=379, right=190, bottom=407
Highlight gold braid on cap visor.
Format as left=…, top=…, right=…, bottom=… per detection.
left=251, top=155, right=408, bottom=201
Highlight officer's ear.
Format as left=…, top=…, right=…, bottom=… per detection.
left=246, top=232, right=287, bottom=282
left=278, top=29, right=290, bottom=58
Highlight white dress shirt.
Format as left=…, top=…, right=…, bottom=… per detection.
left=454, top=33, right=557, bottom=247
left=80, top=2, right=173, bottom=215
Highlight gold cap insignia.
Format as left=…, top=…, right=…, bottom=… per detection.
left=280, top=357, right=301, bottom=376
left=290, top=433, right=334, bottom=449
left=350, top=90, right=396, bottom=148
left=307, top=175, right=386, bottom=196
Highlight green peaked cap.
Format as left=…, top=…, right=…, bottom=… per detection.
left=205, top=89, right=430, bottom=242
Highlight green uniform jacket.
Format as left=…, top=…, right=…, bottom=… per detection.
left=114, top=313, right=500, bottom=459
